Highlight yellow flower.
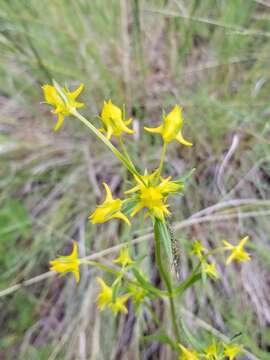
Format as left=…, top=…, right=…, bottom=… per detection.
left=96, top=277, right=113, bottom=310
left=126, top=170, right=183, bottom=222
left=192, top=240, right=207, bottom=258
left=99, top=99, right=135, bottom=139
left=178, top=344, right=200, bottom=360
left=202, top=262, right=219, bottom=280
left=49, top=242, right=80, bottom=283
left=204, top=340, right=218, bottom=359
left=89, top=182, right=130, bottom=225
left=113, top=247, right=134, bottom=267
left=223, top=236, right=250, bottom=265
left=144, top=105, right=192, bottom=146
left=96, top=277, right=130, bottom=314
left=128, top=284, right=147, bottom=305
left=42, top=83, right=84, bottom=131
left=223, top=344, right=242, bottom=360
left=131, top=182, right=171, bottom=221
left=109, top=294, right=130, bottom=314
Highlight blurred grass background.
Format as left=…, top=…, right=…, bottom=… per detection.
left=0, top=0, right=270, bottom=359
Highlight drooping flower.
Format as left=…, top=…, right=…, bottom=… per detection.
left=144, top=105, right=192, bottom=146
left=113, top=247, right=134, bottom=267
left=89, top=182, right=130, bottom=225
left=125, top=170, right=184, bottom=222
left=42, top=83, right=84, bottom=131
left=223, top=236, right=250, bottom=265
left=96, top=277, right=130, bottom=314
left=49, top=242, right=80, bottom=283
left=223, top=344, right=242, bottom=360
left=99, top=99, right=135, bottom=139
left=178, top=344, right=200, bottom=360
left=202, top=262, right=219, bottom=280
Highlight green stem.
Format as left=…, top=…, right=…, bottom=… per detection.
left=72, top=110, right=146, bottom=184
left=158, top=142, right=167, bottom=178
left=154, top=219, right=181, bottom=343
left=118, top=137, right=137, bottom=174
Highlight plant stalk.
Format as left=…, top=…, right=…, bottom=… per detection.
left=72, top=109, right=146, bottom=184
left=153, top=219, right=181, bottom=343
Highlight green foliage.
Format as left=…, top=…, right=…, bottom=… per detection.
left=0, top=0, right=269, bottom=358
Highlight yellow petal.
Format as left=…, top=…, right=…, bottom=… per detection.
left=239, top=236, right=249, bottom=248
left=102, top=182, right=113, bottom=202
left=113, top=211, right=131, bottom=226
left=144, top=125, right=163, bottom=134
left=69, top=84, right=84, bottom=100
left=125, top=118, right=132, bottom=125
left=223, top=240, right=234, bottom=249
left=176, top=131, right=193, bottom=147
left=54, top=114, right=65, bottom=131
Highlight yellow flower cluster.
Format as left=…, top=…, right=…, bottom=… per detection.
left=43, top=83, right=192, bottom=145
left=87, top=170, right=184, bottom=224
left=49, top=244, right=146, bottom=314
left=191, top=236, right=250, bottom=282
left=178, top=342, right=242, bottom=360
left=96, top=247, right=145, bottom=314
left=43, top=83, right=192, bottom=225
left=45, top=82, right=251, bottom=357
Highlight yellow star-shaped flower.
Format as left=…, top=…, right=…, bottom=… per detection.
left=49, top=242, right=80, bottom=283
left=89, top=182, right=130, bottom=225
left=223, top=236, right=250, bottom=265
left=204, top=340, right=218, bottom=359
left=202, top=262, right=219, bottom=280
left=144, top=105, right=192, bottom=146
left=125, top=170, right=183, bottom=222
left=96, top=277, right=130, bottom=314
left=113, top=247, right=134, bottom=267
left=178, top=344, right=200, bottom=360
left=99, top=99, right=135, bottom=139
left=192, top=240, right=207, bottom=258
left=127, top=284, right=147, bottom=305
left=223, top=344, right=242, bottom=360
left=42, top=83, right=84, bottom=131
left=96, top=277, right=113, bottom=310
left=109, top=293, right=130, bottom=314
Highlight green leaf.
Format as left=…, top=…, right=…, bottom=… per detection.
left=143, top=333, right=178, bottom=351
left=132, top=268, right=166, bottom=297
left=174, top=273, right=202, bottom=296
left=175, top=167, right=196, bottom=184
left=155, top=219, right=173, bottom=263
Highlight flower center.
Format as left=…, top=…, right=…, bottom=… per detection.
left=140, top=186, right=163, bottom=209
